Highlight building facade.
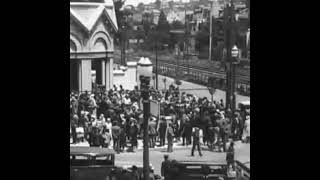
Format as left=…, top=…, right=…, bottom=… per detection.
left=70, top=0, right=118, bottom=92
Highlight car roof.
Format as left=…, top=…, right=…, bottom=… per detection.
left=175, top=161, right=227, bottom=166
left=70, top=147, right=115, bottom=156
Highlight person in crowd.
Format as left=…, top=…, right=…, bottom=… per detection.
left=191, top=127, right=202, bottom=157
left=70, top=115, right=78, bottom=144
left=112, top=122, right=121, bottom=153
left=70, top=83, right=249, bottom=154
left=242, top=116, right=250, bottom=143
left=131, top=165, right=140, bottom=180
left=102, top=129, right=112, bottom=148
left=161, top=155, right=171, bottom=180
left=149, top=117, right=157, bottom=148
left=119, top=122, right=126, bottom=152
left=159, top=117, right=167, bottom=147
left=167, top=122, right=174, bottom=153
left=226, top=141, right=235, bottom=170
left=88, top=94, right=97, bottom=117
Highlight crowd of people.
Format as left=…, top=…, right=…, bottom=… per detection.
left=70, top=84, right=250, bottom=154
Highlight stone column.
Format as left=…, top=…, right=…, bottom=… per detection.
left=80, top=59, right=92, bottom=92
left=95, top=60, right=102, bottom=85
left=101, top=59, right=106, bottom=87
left=78, top=60, right=82, bottom=92
left=105, top=58, right=114, bottom=90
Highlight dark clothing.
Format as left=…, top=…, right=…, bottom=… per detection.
left=227, top=146, right=235, bottom=170
left=112, top=125, right=121, bottom=153
left=191, top=130, right=202, bottom=156
left=184, top=122, right=192, bottom=145
left=159, top=122, right=167, bottom=146
left=161, top=160, right=170, bottom=180
left=71, top=125, right=77, bottom=144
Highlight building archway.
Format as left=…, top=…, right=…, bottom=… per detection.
left=70, top=37, right=82, bottom=92
left=91, top=37, right=108, bottom=87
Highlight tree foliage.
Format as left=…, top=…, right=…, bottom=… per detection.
left=114, top=0, right=126, bottom=44
left=156, top=10, right=170, bottom=48
left=157, top=10, right=170, bottom=31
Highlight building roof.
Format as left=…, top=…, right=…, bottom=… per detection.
left=70, top=2, right=118, bottom=33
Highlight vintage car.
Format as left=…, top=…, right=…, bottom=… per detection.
left=70, top=147, right=117, bottom=180
left=166, top=161, right=236, bottom=180
left=70, top=147, right=159, bottom=180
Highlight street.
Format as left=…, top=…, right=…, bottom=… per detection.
left=114, top=141, right=250, bottom=175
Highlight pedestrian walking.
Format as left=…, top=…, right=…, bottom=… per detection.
left=191, top=127, right=202, bottom=157
left=112, top=122, right=121, bottom=153
left=167, top=123, right=174, bottom=153
left=159, top=118, right=167, bottom=147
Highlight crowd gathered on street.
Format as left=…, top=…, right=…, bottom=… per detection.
left=70, top=84, right=250, bottom=154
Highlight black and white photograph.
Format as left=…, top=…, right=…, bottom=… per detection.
left=70, top=0, right=250, bottom=179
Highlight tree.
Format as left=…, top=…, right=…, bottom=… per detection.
left=156, top=10, right=170, bottom=49
left=195, top=23, right=209, bottom=51
left=157, top=10, right=170, bottom=31
left=114, top=0, right=126, bottom=44
left=114, top=0, right=126, bottom=28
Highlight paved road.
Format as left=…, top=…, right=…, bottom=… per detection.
left=115, top=141, right=250, bottom=175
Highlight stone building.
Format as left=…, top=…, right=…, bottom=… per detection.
left=70, top=0, right=118, bottom=92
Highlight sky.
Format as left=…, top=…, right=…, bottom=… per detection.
left=124, top=0, right=190, bottom=7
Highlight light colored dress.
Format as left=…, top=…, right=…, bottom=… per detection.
left=242, top=119, right=250, bottom=140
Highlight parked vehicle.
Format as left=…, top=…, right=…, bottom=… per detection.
left=70, top=147, right=116, bottom=180
left=165, top=161, right=236, bottom=180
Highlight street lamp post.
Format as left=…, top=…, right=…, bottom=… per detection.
left=140, top=75, right=150, bottom=180
left=225, top=2, right=233, bottom=111
left=231, top=45, right=239, bottom=112
left=225, top=1, right=238, bottom=114
left=209, top=0, right=214, bottom=62
left=137, top=57, right=153, bottom=180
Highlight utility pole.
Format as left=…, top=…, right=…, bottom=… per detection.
left=140, top=75, right=150, bottom=180
left=155, top=33, right=158, bottom=90
left=209, top=0, right=214, bottom=61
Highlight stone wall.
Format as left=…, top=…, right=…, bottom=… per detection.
left=113, top=62, right=138, bottom=90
